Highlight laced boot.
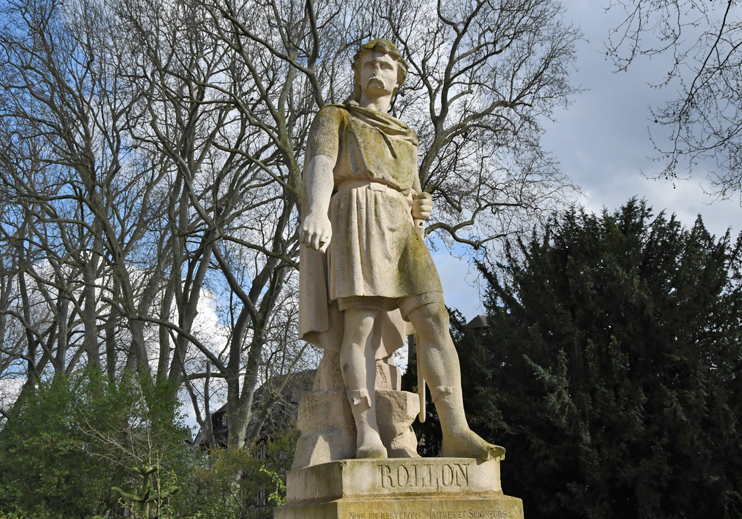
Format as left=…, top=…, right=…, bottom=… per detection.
left=430, top=384, right=505, bottom=461
left=348, top=388, right=388, bottom=459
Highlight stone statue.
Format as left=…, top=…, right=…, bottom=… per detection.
left=299, top=39, right=504, bottom=462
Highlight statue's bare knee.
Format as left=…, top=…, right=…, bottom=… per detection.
left=339, top=308, right=377, bottom=382
left=341, top=310, right=376, bottom=351
left=409, top=302, right=451, bottom=345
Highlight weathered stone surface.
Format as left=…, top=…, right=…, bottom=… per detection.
left=376, top=391, right=419, bottom=459
left=375, top=358, right=402, bottom=391
left=297, top=390, right=354, bottom=434
left=293, top=391, right=355, bottom=469
left=298, top=38, right=505, bottom=463
left=287, top=458, right=501, bottom=501
left=313, top=351, right=347, bottom=392
left=292, top=388, right=420, bottom=469
left=274, top=458, right=523, bottom=519
left=274, top=494, right=523, bottom=519
left=312, top=351, right=402, bottom=393
left=293, top=351, right=419, bottom=469
left=278, top=38, right=524, bottom=519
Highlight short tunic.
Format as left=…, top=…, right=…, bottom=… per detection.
left=298, top=103, right=444, bottom=358
left=306, top=103, right=443, bottom=302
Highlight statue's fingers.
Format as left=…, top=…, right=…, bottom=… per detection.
left=310, top=232, right=322, bottom=251
left=413, top=202, right=430, bottom=218
left=318, top=231, right=332, bottom=252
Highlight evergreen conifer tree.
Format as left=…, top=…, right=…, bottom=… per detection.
left=454, top=199, right=742, bottom=519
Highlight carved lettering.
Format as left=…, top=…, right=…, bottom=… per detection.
left=441, top=464, right=455, bottom=486
left=467, top=510, right=509, bottom=518
left=397, top=465, right=410, bottom=487
left=371, top=513, right=423, bottom=519
left=376, top=462, right=476, bottom=490
left=455, top=463, right=469, bottom=486
left=414, top=464, right=428, bottom=487
left=379, top=465, right=394, bottom=488
left=422, top=512, right=508, bottom=519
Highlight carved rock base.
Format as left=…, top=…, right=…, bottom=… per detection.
left=292, top=389, right=420, bottom=469
left=292, top=350, right=419, bottom=470
left=274, top=458, right=524, bottom=519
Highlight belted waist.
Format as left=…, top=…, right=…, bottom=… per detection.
left=334, top=179, right=411, bottom=197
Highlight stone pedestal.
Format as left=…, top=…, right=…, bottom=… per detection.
left=275, top=458, right=524, bottom=519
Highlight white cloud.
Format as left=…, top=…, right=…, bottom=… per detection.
left=541, top=1, right=742, bottom=236
left=0, top=378, right=25, bottom=416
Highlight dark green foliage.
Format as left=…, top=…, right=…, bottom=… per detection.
left=455, top=199, right=742, bottom=519
left=180, top=432, right=297, bottom=519
left=0, top=370, right=296, bottom=519
left=0, top=372, right=190, bottom=519
left=0, top=375, right=113, bottom=518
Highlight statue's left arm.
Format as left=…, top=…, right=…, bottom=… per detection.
left=411, top=159, right=433, bottom=222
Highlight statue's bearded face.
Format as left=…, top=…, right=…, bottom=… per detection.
left=357, top=50, right=399, bottom=99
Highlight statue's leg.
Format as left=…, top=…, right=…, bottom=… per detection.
left=340, top=308, right=388, bottom=459
left=407, top=303, right=505, bottom=460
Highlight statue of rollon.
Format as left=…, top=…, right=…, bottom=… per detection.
left=298, top=38, right=504, bottom=462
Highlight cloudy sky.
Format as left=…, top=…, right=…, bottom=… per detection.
left=436, top=0, right=742, bottom=321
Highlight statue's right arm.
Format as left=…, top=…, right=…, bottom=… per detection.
left=301, top=106, right=343, bottom=252
left=301, top=154, right=336, bottom=252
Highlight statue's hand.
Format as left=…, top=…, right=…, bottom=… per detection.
left=301, top=213, right=332, bottom=252
left=412, top=192, right=433, bottom=220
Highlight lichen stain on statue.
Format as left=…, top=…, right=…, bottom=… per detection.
left=295, top=38, right=505, bottom=469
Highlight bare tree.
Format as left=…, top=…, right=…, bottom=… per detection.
left=606, top=0, right=742, bottom=201
left=0, top=0, right=580, bottom=448
left=0, top=0, right=171, bottom=392
left=386, top=0, right=581, bottom=247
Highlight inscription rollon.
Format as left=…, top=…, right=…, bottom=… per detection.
left=378, top=462, right=470, bottom=490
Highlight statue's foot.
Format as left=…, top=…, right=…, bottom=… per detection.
left=355, top=424, right=388, bottom=459
left=442, top=429, right=505, bottom=461
left=356, top=438, right=388, bottom=459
